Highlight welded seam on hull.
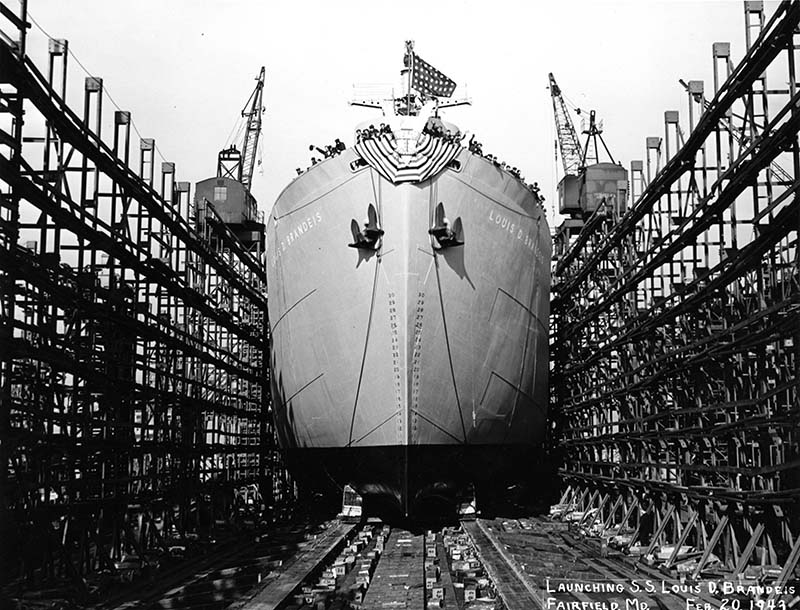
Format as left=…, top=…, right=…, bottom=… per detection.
left=432, top=252, right=468, bottom=444
left=347, top=256, right=382, bottom=447
left=410, top=409, right=464, bottom=444
left=279, top=372, right=325, bottom=414
left=274, top=172, right=362, bottom=220
left=369, top=167, right=381, bottom=218
left=350, top=410, right=401, bottom=446
left=426, top=177, right=467, bottom=444
left=271, top=288, right=316, bottom=330
left=478, top=371, right=540, bottom=410
left=504, top=217, right=547, bottom=443
left=489, top=288, right=548, bottom=333
left=446, top=164, right=538, bottom=219
left=504, top=284, right=539, bottom=444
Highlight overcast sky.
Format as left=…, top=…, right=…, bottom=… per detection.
left=16, top=0, right=778, bottom=228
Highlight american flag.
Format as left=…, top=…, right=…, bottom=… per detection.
left=411, top=53, right=456, bottom=98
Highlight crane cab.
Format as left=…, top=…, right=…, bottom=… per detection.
left=195, top=176, right=257, bottom=225
left=194, top=67, right=266, bottom=251
left=194, top=175, right=265, bottom=250
left=558, top=163, right=628, bottom=218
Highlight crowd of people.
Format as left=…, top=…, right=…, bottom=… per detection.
left=298, top=125, right=396, bottom=174
left=467, top=134, right=483, bottom=155
left=294, top=123, right=545, bottom=203
left=297, top=138, right=347, bottom=174
left=423, top=120, right=464, bottom=145
left=356, top=123, right=394, bottom=143
left=464, top=136, right=543, bottom=200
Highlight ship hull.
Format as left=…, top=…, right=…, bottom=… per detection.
left=284, top=443, right=551, bottom=516
left=267, top=146, right=550, bottom=514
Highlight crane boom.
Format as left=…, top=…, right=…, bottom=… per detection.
left=240, top=67, right=265, bottom=192
left=549, top=73, right=584, bottom=177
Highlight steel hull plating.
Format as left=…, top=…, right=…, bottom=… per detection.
left=267, top=147, right=550, bottom=512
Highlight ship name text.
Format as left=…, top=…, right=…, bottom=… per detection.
left=488, top=209, right=543, bottom=263
left=273, top=211, right=324, bottom=264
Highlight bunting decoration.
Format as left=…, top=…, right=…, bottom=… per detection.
left=354, top=133, right=461, bottom=184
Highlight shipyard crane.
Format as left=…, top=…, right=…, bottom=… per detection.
left=549, top=73, right=616, bottom=175
left=240, top=66, right=266, bottom=191
left=217, top=67, right=266, bottom=192
left=580, top=109, right=616, bottom=168
left=549, top=73, right=624, bottom=221
left=549, top=72, right=584, bottom=177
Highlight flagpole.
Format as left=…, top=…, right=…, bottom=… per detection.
left=406, top=40, right=413, bottom=116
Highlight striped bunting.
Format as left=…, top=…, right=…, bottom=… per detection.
left=354, top=133, right=461, bottom=184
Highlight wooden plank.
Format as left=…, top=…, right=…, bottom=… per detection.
left=463, top=520, right=543, bottom=610
left=243, top=522, right=355, bottom=610
left=363, top=529, right=424, bottom=610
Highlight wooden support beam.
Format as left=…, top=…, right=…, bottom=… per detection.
left=625, top=499, right=653, bottom=553
left=603, top=495, right=624, bottom=530
left=642, top=503, right=677, bottom=559
left=583, top=493, right=610, bottom=530
left=732, top=522, right=765, bottom=578
left=765, top=534, right=800, bottom=604
left=692, top=515, right=729, bottom=580
left=666, top=510, right=699, bottom=568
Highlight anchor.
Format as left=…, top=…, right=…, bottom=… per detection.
left=348, top=203, right=384, bottom=250
left=429, top=201, right=463, bottom=249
